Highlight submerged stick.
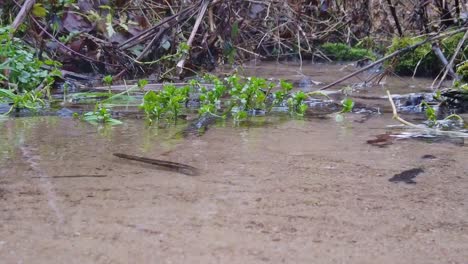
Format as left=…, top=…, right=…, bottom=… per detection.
left=114, top=153, right=199, bottom=176
left=319, top=27, right=468, bottom=91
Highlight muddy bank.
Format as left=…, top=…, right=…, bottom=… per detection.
left=0, top=114, right=467, bottom=264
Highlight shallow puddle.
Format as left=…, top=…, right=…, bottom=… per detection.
left=1, top=62, right=468, bottom=263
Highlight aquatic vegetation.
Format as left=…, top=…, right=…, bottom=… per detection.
left=82, top=103, right=122, bottom=125
left=421, top=101, right=437, bottom=124
left=335, top=97, right=355, bottom=122
left=421, top=101, right=464, bottom=129
left=72, top=75, right=352, bottom=125
left=197, top=74, right=312, bottom=120
left=0, top=89, right=45, bottom=114
left=287, top=91, right=308, bottom=116
left=355, top=37, right=385, bottom=54
left=102, top=75, right=113, bottom=94
left=101, top=79, right=149, bottom=107
left=340, top=98, right=354, bottom=113
left=139, top=84, right=189, bottom=123
left=321, top=43, right=376, bottom=61
left=227, top=75, right=272, bottom=120
left=198, top=75, right=227, bottom=116
left=271, top=79, right=293, bottom=110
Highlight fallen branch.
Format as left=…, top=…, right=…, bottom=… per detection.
left=10, top=0, right=36, bottom=34
left=431, top=43, right=457, bottom=79
left=176, top=0, right=210, bottom=75
left=318, top=27, right=468, bottom=91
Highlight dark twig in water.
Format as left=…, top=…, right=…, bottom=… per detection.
left=32, top=175, right=107, bottom=179
left=113, top=153, right=199, bottom=176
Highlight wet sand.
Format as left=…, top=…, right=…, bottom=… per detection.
left=0, top=113, right=467, bottom=264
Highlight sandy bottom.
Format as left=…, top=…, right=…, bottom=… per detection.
left=0, top=114, right=467, bottom=264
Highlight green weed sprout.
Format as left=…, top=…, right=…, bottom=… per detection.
left=0, top=89, right=45, bottom=114
left=139, top=84, right=189, bottom=124
left=83, top=103, right=122, bottom=125
left=102, top=75, right=113, bottom=94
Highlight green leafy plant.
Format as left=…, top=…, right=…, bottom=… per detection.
left=421, top=101, right=437, bottom=124
left=0, top=26, right=62, bottom=114
left=421, top=101, right=464, bottom=128
left=340, top=98, right=355, bottom=113
left=198, top=74, right=227, bottom=116
left=272, top=80, right=293, bottom=107
left=335, top=98, right=354, bottom=122
left=102, top=75, right=113, bottom=94
left=287, top=91, right=308, bottom=116
left=227, top=75, right=271, bottom=120
left=137, top=79, right=149, bottom=90
left=0, top=26, right=51, bottom=92
left=197, top=76, right=306, bottom=119
left=0, top=89, right=45, bottom=114
left=139, top=84, right=189, bottom=124
left=83, top=103, right=122, bottom=125
left=140, top=90, right=164, bottom=121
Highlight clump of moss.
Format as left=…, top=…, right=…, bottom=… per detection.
left=386, top=34, right=468, bottom=77
left=321, top=43, right=376, bottom=61
left=385, top=37, right=436, bottom=76
left=456, top=61, right=468, bottom=83
left=441, top=32, right=468, bottom=64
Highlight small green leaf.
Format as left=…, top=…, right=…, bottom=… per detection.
left=103, top=75, right=113, bottom=85
left=32, top=4, right=48, bottom=18
left=340, top=98, right=354, bottom=113
left=231, top=21, right=239, bottom=40
left=137, top=79, right=149, bottom=89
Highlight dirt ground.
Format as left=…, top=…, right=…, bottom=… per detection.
left=0, top=112, right=467, bottom=264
